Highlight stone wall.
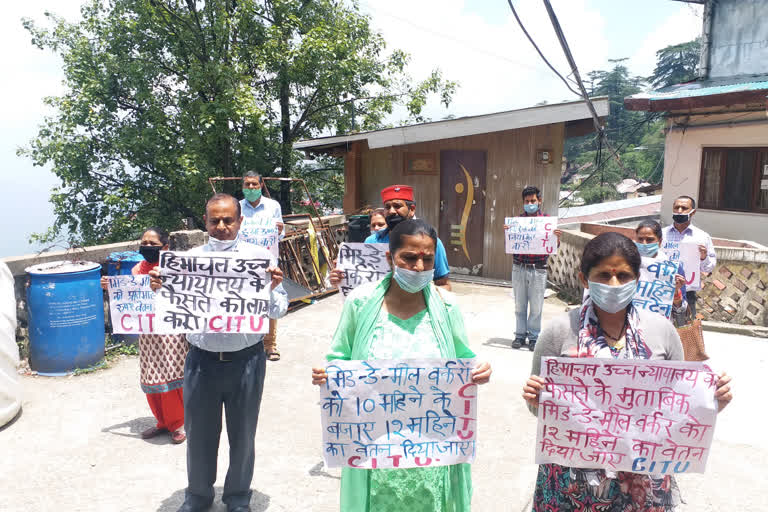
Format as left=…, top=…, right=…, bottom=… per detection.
left=548, top=226, right=768, bottom=327
left=699, top=248, right=768, bottom=326
left=547, top=229, right=593, bottom=303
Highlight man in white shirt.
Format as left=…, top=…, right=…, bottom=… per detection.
left=151, top=193, right=287, bottom=512
left=662, top=195, right=717, bottom=318
left=239, top=172, right=284, bottom=361
left=0, top=262, right=21, bottom=427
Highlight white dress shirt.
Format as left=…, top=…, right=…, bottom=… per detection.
left=185, top=238, right=288, bottom=352
left=661, top=224, right=716, bottom=291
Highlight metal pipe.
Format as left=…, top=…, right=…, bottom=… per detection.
left=698, top=0, right=716, bottom=79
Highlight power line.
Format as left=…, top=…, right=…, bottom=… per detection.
left=505, top=0, right=582, bottom=97
left=361, top=1, right=554, bottom=76
left=540, top=0, right=631, bottom=178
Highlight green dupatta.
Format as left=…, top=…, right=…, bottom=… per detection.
left=326, top=274, right=476, bottom=512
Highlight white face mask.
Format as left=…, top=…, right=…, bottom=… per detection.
left=208, top=235, right=238, bottom=252
left=392, top=264, right=434, bottom=294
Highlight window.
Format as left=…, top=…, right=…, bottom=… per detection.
left=699, top=148, right=768, bottom=214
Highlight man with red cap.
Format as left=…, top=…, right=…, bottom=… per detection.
left=331, top=184, right=451, bottom=288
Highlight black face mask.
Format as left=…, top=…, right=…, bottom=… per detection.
left=139, top=245, right=162, bottom=264
left=385, top=213, right=406, bottom=231
left=672, top=212, right=691, bottom=224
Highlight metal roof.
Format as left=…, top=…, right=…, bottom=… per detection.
left=559, top=195, right=661, bottom=221
left=629, top=74, right=768, bottom=102
left=294, top=97, right=609, bottom=151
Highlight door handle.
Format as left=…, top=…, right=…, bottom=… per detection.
left=440, top=200, right=444, bottom=211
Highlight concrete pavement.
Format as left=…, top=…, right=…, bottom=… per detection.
left=1, top=282, right=765, bottom=511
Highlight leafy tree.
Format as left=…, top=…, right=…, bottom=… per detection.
left=648, top=39, right=701, bottom=89
left=21, top=0, right=456, bottom=245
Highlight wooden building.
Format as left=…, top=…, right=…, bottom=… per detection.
left=294, top=98, right=609, bottom=280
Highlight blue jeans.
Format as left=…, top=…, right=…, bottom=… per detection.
left=511, top=264, right=547, bottom=341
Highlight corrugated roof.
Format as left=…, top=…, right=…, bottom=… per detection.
left=294, top=97, right=609, bottom=151
left=559, top=195, right=661, bottom=220
left=628, top=74, right=768, bottom=102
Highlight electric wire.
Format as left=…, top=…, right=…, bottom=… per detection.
left=505, top=0, right=582, bottom=97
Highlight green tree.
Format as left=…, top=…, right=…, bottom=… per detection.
left=648, top=39, right=701, bottom=89
left=21, top=0, right=456, bottom=245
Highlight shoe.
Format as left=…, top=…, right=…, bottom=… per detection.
left=177, top=501, right=211, bottom=512
left=227, top=507, right=251, bottom=512
left=511, top=338, right=524, bottom=349
left=141, top=426, right=167, bottom=439
left=528, top=340, right=537, bottom=352
left=171, top=429, right=186, bottom=444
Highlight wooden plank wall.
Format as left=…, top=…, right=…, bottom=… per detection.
left=358, top=123, right=565, bottom=280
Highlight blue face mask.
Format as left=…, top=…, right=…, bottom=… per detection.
left=524, top=203, right=539, bottom=214
left=635, top=242, right=659, bottom=258
left=588, top=280, right=637, bottom=314
left=392, top=265, right=434, bottom=294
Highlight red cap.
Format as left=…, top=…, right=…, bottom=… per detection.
left=381, top=184, right=414, bottom=203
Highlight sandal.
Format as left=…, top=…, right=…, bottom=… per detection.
left=170, top=429, right=186, bottom=444
left=141, top=426, right=166, bottom=439
left=267, top=350, right=281, bottom=362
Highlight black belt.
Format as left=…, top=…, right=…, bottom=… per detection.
left=514, top=262, right=547, bottom=270
left=190, top=342, right=263, bottom=362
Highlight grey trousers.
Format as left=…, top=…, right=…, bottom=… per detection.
left=183, top=343, right=266, bottom=509
left=686, top=290, right=698, bottom=319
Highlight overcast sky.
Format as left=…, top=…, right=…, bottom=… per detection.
left=0, top=0, right=703, bottom=258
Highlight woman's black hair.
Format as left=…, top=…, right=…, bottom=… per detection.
left=388, top=219, right=438, bottom=254
left=145, top=226, right=170, bottom=247
left=635, top=220, right=662, bottom=241
left=580, top=232, right=641, bottom=278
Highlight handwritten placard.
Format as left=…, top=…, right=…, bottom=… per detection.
left=504, top=217, right=557, bottom=255
left=155, top=250, right=272, bottom=334
left=536, top=357, right=718, bottom=475
left=240, top=217, right=279, bottom=258
left=107, top=275, right=156, bottom=334
left=336, top=243, right=390, bottom=297
left=320, top=358, right=478, bottom=469
left=633, top=258, right=677, bottom=319
left=661, top=241, right=700, bottom=289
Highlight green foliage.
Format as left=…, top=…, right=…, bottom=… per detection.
left=648, top=39, right=701, bottom=89
left=21, top=0, right=456, bottom=245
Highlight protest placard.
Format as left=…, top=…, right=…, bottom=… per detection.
left=535, top=357, right=718, bottom=475
left=154, top=250, right=272, bottom=334
left=661, top=241, right=701, bottom=289
left=633, top=258, right=678, bottom=319
left=504, top=217, right=557, bottom=255
left=319, top=358, right=478, bottom=469
left=336, top=243, right=390, bottom=297
left=240, top=217, right=280, bottom=258
left=107, top=275, right=156, bottom=334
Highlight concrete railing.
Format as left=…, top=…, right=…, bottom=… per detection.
left=548, top=224, right=768, bottom=327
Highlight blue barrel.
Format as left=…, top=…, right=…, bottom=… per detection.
left=107, top=251, right=144, bottom=276
left=106, top=251, right=144, bottom=345
left=26, top=261, right=105, bottom=376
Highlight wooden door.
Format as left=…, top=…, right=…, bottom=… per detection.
left=439, top=150, right=487, bottom=275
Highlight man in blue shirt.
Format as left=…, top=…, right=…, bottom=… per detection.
left=239, top=172, right=284, bottom=361
left=331, top=184, right=451, bottom=290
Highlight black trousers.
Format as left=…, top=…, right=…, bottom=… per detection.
left=686, top=290, right=698, bottom=319
left=183, top=343, right=266, bottom=509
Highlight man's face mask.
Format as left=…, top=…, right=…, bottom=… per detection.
left=385, top=213, right=406, bottom=231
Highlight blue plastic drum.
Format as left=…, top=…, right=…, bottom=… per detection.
left=26, top=261, right=105, bottom=376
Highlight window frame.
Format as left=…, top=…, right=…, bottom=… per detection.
left=698, top=146, right=768, bottom=214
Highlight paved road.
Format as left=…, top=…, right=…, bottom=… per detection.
left=2, top=282, right=765, bottom=511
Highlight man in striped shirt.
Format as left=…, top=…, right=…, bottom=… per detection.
left=506, top=186, right=561, bottom=351
left=662, top=195, right=717, bottom=318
